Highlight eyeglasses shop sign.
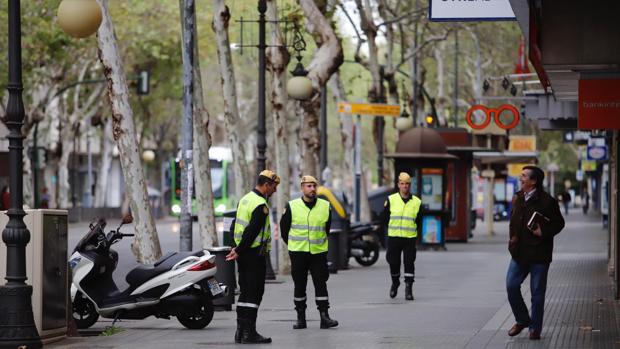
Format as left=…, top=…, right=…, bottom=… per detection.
left=429, top=0, right=516, bottom=21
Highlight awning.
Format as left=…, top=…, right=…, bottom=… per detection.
left=473, top=151, right=538, bottom=164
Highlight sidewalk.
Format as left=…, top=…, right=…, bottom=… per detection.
left=50, top=212, right=620, bottom=348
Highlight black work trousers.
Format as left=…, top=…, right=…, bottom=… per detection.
left=289, top=251, right=330, bottom=311
left=386, top=236, right=417, bottom=284
left=236, top=248, right=266, bottom=320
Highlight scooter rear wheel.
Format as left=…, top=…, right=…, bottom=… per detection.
left=177, top=297, right=214, bottom=329
left=73, top=291, right=99, bottom=329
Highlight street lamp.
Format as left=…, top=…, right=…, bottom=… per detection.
left=57, top=0, right=102, bottom=38
left=0, top=1, right=100, bottom=346
left=395, top=90, right=413, bottom=132
left=286, top=24, right=313, bottom=100
left=0, top=1, right=43, bottom=346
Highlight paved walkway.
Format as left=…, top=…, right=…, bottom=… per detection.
left=49, top=211, right=620, bottom=348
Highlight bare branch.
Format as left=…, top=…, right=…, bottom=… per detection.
left=73, top=60, right=91, bottom=112
left=81, top=83, right=105, bottom=113
left=377, top=9, right=424, bottom=28
left=338, top=3, right=365, bottom=45
left=394, top=28, right=453, bottom=72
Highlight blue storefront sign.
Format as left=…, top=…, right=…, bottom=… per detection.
left=586, top=145, right=608, bottom=161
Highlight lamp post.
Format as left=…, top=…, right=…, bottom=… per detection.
left=0, top=1, right=42, bottom=346
left=256, top=0, right=267, bottom=174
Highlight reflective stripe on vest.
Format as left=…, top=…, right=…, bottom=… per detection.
left=388, top=193, right=421, bottom=238
left=288, top=198, right=330, bottom=254
left=234, top=191, right=271, bottom=250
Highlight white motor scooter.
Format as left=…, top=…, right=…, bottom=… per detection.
left=69, top=215, right=227, bottom=329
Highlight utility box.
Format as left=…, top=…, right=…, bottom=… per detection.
left=0, top=209, right=68, bottom=343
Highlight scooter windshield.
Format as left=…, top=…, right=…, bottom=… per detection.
left=74, top=219, right=106, bottom=253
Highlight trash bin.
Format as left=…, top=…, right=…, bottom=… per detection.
left=327, top=229, right=340, bottom=274
left=328, top=205, right=350, bottom=271
left=209, top=246, right=236, bottom=311
left=222, top=209, right=237, bottom=247
left=338, top=225, right=349, bottom=270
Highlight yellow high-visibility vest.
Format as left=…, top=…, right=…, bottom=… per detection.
left=234, top=191, right=271, bottom=250
left=388, top=193, right=421, bottom=238
left=287, top=198, right=330, bottom=254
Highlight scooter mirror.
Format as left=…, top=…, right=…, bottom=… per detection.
left=122, top=214, right=134, bottom=224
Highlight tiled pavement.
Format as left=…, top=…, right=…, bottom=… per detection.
left=48, top=211, right=620, bottom=348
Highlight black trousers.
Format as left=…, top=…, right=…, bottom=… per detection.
left=290, top=251, right=330, bottom=311
left=386, top=236, right=417, bottom=284
left=236, top=248, right=266, bottom=320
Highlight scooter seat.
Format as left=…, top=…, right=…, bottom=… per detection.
left=126, top=251, right=203, bottom=287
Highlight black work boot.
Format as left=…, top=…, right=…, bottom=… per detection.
left=240, top=318, right=272, bottom=344
left=319, top=310, right=339, bottom=329
left=389, top=282, right=400, bottom=299
left=235, top=319, right=244, bottom=343
left=405, top=282, right=414, bottom=301
left=293, top=309, right=307, bottom=329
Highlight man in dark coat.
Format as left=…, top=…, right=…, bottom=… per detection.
left=506, top=166, right=565, bottom=340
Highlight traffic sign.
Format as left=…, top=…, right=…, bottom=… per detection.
left=337, top=102, right=401, bottom=117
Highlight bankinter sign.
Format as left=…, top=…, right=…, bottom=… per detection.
left=579, top=79, right=620, bottom=129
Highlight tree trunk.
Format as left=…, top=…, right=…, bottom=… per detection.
left=328, top=73, right=354, bottom=198
left=57, top=125, right=73, bottom=209
left=189, top=1, right=218, bottom=248
left=95, top=117, right=114, bottom=207
left=266, top=0, right=291, bottom=275
left=22, top=147, right=33, bottom=208
left=212, top=0, right=249, bottom=200
left=96, top=0, right=162, bottom=264
left=299, top=100, right=321, bottom=177
left=297, top=0, right=344, bottom=178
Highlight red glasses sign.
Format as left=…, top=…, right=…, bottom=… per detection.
left=465, top=104, right=520, bottom=130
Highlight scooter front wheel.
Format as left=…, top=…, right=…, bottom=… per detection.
left=73, top=291, right=99, bottom=329
left=177, top=297, right=214, bottom=329
left=355, top=242, right=380, bottom=266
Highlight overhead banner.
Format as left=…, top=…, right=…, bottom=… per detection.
left=429, top=0, right=516, bottom=21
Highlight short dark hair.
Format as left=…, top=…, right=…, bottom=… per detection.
left=523, top=165, right=545, bottom=191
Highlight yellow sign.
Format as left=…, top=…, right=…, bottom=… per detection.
left=337, top=102, right=401, bottom=117
left=508, top=163, right=531, bottom=177
left=509, top=135, right=536, bottom=151
left=507, top=136, right=536, bottom=177
left=581, top=160, right=597, bottom=172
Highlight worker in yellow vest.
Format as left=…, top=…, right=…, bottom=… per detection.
left=280, top=175, right=338, bottom=330
left=226, top=170, right=280, bottom=344
left=380, top=172, right=423, bottom=301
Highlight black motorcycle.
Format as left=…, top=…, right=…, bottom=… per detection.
left=348, top=222, right=381, bottom=267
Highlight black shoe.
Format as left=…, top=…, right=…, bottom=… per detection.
left=319, top=310, right=338, bottom=329
left=389, top=283, right=400, bottom=299
left=293, top=309, right=306, bottom=330
left=235, top=319, right=243, bottom=343
left=240, top=319, right=272, bottom=344
left=405, top=283, right=414, bottom=301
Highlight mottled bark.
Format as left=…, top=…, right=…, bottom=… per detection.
left=297, top=0, right=344, bottom=176
left=96, top=0, right=162, bottom=263
left=187, top=0, right=218, bottom=248
left=266, top=0, right=291, bottom=274
left=212, top=0, right=249, bottom=199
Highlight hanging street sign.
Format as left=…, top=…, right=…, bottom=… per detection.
left=429, top=0, right=516, bottom=22
left=337, top=102, right=401, bottom=117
